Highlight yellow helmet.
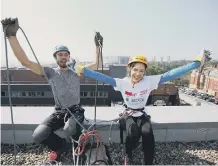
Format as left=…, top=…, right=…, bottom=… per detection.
left=128, top=55, right=148, bottom=66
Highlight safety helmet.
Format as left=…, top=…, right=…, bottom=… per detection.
left=128, top=55, right=148, bottom=66
left=53, top=45, right=70, bottom=57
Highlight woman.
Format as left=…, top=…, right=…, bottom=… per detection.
left=76, top=51, right=210, bottom=165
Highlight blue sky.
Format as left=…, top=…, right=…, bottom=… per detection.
left=1, top=0, right=218, bottom=67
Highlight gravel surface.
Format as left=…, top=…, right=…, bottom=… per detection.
left=1, top=140, right=218, bottom=165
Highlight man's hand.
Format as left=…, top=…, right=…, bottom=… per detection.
left=194, top=49, right=212, bottom=72
left=202, top=49, right=212, bottom=64
left=67, top=57, right=76, bottom=71
left=94, top=32, right=103, bottom=47
left=194, top=49, right=212, bottom=65
left=1, top=18, right=19, bottom=37
left=67, top=58, right=84, bottom=76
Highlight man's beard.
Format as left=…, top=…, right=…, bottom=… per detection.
left=57, top=60, right=67, bottom=68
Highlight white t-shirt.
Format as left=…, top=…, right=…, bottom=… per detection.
left=114, top=75, right=162, bottom=117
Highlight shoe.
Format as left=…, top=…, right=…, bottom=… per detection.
left=48, top=151, right=59, bottom=161
left=48, top=139, right=69, bottom=162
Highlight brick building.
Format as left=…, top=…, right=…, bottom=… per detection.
left=189, top=65, right=218, bottom=98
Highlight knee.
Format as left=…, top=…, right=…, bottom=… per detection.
left=32, top=124, right=52, bottom=144
left=141, top=123, right=152, bottom=136
left=63, top=117, right=78, bottom=137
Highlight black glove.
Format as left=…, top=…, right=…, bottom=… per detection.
left=1, top=17, right=19, bottom=37
left=203, top=50, right=212, bottom=62
left=94, top=32, right=103, bottom=47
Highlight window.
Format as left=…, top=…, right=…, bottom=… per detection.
left=99, top=91, right=103, bottom=97
left=1, top=92, right=5, bottom=96
left=37, top=92, right=44, bottom=97
left=28, top=92, right=36, bottom=97
left=80, top=92, right=83, bottom=97
left=104, top=92, right=108, bottom=97
left=22, top=92, right=26, bottom=96
left=84, top=92, right=88, bottom=97
left=11, top=92, right=21, bottom=97
left=90, top=92, right=94, bottom=97
left=99, top=91, right=107, bottom=97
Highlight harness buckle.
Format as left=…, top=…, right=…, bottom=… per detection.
left=122, top=104, right=145, bottom=115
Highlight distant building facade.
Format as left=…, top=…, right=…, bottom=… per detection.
left=104, top=56, right=129, bottom=67
left=1, top=64, right=180, bottom=106
left=109, top=64, right=127, bottom=78
left=189, top=65, right=218, bottom=98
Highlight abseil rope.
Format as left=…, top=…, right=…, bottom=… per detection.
left=88, top=32, right=104, bottom=165
left=3, top=25, right=17, bottom=165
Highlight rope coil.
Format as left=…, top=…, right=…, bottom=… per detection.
left=74, top=130, right=106, bottom=161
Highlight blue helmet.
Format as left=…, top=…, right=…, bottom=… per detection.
left=53, top=45, right=70, bottom=57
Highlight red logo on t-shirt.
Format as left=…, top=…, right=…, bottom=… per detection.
left=125, top=90, right=151, bottom=96
left=125, top=91, right=133, bottom=96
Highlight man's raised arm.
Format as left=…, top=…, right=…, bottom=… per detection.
left=1, top=18, right=44, bottom=76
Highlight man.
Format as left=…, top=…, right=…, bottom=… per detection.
left=1, top=17, right=103, bottom=162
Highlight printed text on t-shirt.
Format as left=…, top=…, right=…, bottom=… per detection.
left=125, top=89, right=152, bottom=96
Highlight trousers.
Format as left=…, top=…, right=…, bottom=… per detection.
left=119, top=114, right=155, bottom=165
left=32, top=105, right=85, bottom=151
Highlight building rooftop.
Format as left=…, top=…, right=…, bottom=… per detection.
left=1, top=105, right=218, bottom=145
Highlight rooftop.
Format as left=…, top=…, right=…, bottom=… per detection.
left=1, top=105, right=218, bottom=144
left=1, top=105, right=218, bottom=165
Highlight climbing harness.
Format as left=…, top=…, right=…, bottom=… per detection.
left=117, top=104, right=152, bottom=165
left=119, top=104, right=150, bottom=143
